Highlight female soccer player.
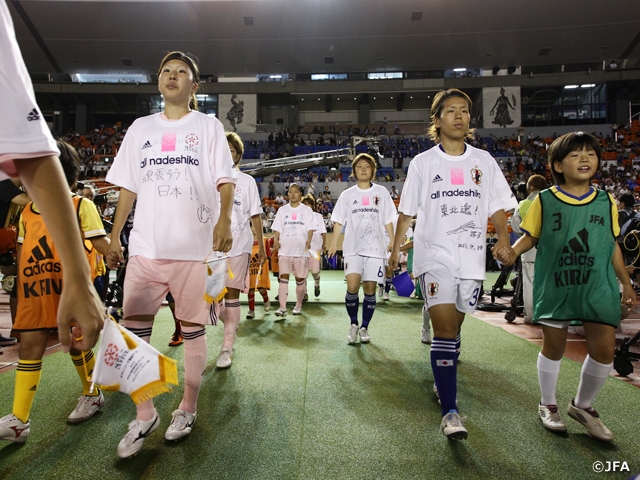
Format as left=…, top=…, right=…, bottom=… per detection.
left=329, top=154, right=396, bottom=344
left=271, top=184, right=314, bottom=317
left=105, top=51, right=236, bottom=458
left=302, top=195, right=326, bottom=298
left=216, top=131, right=265, bottom=369
left=390, top=89, right=516, bottom=440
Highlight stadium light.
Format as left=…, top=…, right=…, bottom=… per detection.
left=453, top=68, right=466, bottom=72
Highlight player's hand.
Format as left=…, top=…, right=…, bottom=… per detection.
left=213, top=218, right=232, bottom=252
left=389, top=251, right=400, bottom=271
left=258, top=248, right=267, bottom=265
left=387, top=242, right=393, bottom=253
left=305, top=240, right=312, bottom=250
left=328, top=246, right=337, bottom=258
left=273, top=240, right=280, bottom=252
left=621, top=283, right=637, bottom=313
left=105, top=237, right=124, bottom=269
left=493, top=238, right=515, bottom=265
left=57, top=276, right=105, bottom=353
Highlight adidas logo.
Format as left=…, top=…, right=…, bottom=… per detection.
left=353, top=200, right=358, bottom=204
left=554, top=228, right=595, bottom=287
left=432, top=175, right=443, bottom=183
left=28, top=236, right=54, bottom=263
left=562, top=228, right=589, bottom=255
left=29, top=385, right=37, bottom=391
left=27, top=108, right=40, bottom=122
left=142, top=140, right=152, bottom=150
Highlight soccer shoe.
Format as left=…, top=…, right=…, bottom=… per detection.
left=421, top=328, right=431, bottom=344
left=292, top=305, right=302, bottom=315
left=117, top=412, right=160, bottom=458
left=274, top=308, right=287, bottom=318
left=359, top=327, right=370, bottom=343
left=441, top=411, right=468, bottom=440
left=314, top=286, right=320, bottom=297
left=246, top=310, right=255, bottom=319
left=347, top=324, right=359, bottom=344
left=216, top=349, right=233, bottom=369
left=377, top=285, right=384, bottom=298
left=67, top=391, right=105, bottom=423
left=303, top=294, right=309, bottom=302
left=0, top=414, right=30, bottom=443
left=0, top=334, right=17, bottom=346
left=538, top=404, right=567, bottom=432
left=567, top=399, right=613, bottom=441
left=165, top=409, right=196, bottom=441
left=263, top=301, right=271, bottom=312
left=168, top=333, right=183, bottom=347
left=383, top=291, right=390, bottom=301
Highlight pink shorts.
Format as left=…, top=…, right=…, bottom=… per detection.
left=226, top=253, right=250, bottom=291
left=123, top=256, right=213, bottom=325
left=279, top=256, right=309, bottom=279
left=308, top=255, right=321, bottom=274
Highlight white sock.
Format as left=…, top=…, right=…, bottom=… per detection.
left=537, top=352, right=561, bottom=406
left=575, top=355, right=612, bottom=409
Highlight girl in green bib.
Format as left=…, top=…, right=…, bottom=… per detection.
left=498, top=132, right=636, bottom=442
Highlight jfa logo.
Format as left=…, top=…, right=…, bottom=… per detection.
left=470, top=167, right=483, bottom=185
left=427, top=282, right=439, bottom=296
left=592, top=461, right=629, bottom=473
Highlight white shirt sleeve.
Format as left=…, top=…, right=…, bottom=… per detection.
left=330, top=192, right=347, bottom=225
left=398, top=160, right=422, bottom=217
left=209, top=120, right=238, bottom=189
left=106, top=122, right=140, bottom=193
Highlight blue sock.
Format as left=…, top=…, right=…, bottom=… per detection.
left=455, top=333, right=461, bottom=359
left=345, top=292, right=359, bottom=325
left=384, top=278, right=393, bottom=293
left=362, top=294, right=376, bottom=329
left=431, top=337, right=458, bottom=416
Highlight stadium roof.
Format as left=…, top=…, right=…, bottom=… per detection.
left=9, top=0, right=640, bottom=78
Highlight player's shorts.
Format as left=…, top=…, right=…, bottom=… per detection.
left=308, top=252, right=321, bottom=274
left=344, top=255, right=385, bottom=283
left=226, top=253, right=250, bottom=291
left=418, top=267, right=482, bottom=314
left=123, top=256, right=212, bottom=325
left=279, top=255, right=309, bottom=279
left=0, top=2, right=58, bottom=178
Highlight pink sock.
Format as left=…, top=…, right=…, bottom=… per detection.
left=222, top=300, right=241, bottom=350
left=178, top=325, right=207, bottom=414
left=278, top=278, right=288, bottom=309
left=124, top=320, right=156, bottom=421
left=295, top=280, right=305, bottom=307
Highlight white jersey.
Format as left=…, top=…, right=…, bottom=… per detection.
left=0, top=1, right=59, bottom=179
left=331, top=183, right=396, bottom=259
left=226, top=171, right=262, bottom=257
left=106, top=112, right=237, bottom=261
left=399, top=144, right=517, bottom=279
left=272, top=203, right=314, bottom=257
left=310, top=212, right=327, bottom=251
left=384, top=212, right=399, bottom=247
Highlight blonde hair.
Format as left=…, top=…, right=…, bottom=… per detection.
left=427, top=88, right=474, bottom=143
left=157, top=51, right=201, bottom=111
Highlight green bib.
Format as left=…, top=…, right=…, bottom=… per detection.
left=533, top=188, right=620, bottom=326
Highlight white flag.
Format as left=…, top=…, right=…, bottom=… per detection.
left=92, top=318, right=178, bottom=404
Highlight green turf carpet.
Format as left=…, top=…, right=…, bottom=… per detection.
left=0, top=271, right=638, bottom=479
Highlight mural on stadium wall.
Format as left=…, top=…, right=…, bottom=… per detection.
left=483, top=87, right=521, bottom=128
left=219, top=94, right=257, bottom=133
